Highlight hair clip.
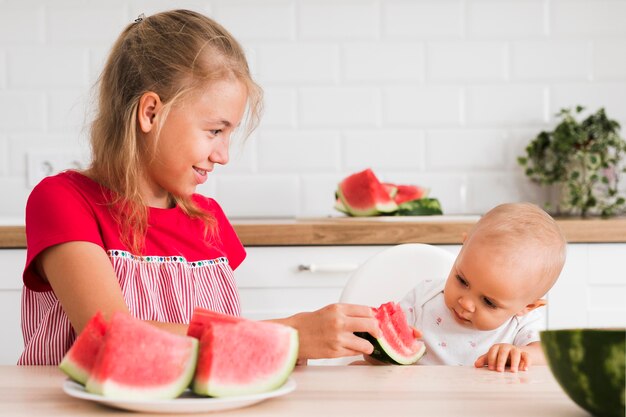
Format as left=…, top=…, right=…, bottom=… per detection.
left=134, top=13, right=145, bottom=23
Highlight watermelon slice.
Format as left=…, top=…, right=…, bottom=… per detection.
left=357, top=302, right=426, bottom=365
left=86, top=312, right=198, bottom=400
left=337, top=169, right=398, bottom=216
left=188, top=308, right=299, bottom=397
left=59, top=312, right=108, bottom=385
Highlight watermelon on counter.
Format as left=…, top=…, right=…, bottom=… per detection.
left=188, top=308, right=299, bottom=398
left=357, top=302, right=426, bottom=365
left=336, top=169, right=398, bottom=216
left=335, top=169, right=442, bottom=217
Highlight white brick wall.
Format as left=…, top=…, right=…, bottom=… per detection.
left=1, top=0, right=625, bottom=219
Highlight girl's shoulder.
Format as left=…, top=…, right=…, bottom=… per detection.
left=191, top=193, right=228, bottom=218
left=28, top=170, right=108, bottom=208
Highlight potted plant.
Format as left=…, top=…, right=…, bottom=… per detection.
left=518, top=106, right=626, bottom=218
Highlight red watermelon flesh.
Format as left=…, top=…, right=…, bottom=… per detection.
left=59, top=312, right=108, bottom=385
left=187, top=308, right=243, bottom=340
left=86, top=312, right=198, bottom=400
left=193, top=320, right=298, bottom=397
left=382, top=182, right=398, bottom=199
left=394, top=184, right=427, bottom=204
left=357, top=302, right=426, bottom=365
left=337, top=169, right=398, bottom=216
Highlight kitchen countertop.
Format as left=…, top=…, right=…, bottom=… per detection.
left=1, top=215, right=626, bottom=248
left=0, top=365, right=586, bottom=416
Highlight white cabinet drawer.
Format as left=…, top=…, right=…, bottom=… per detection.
left=235, top=246, right=389, bottom=320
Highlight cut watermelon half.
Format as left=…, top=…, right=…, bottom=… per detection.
left=337, top=169, right=398, bottom=216
left=59, top=312, right=108, bottom=385
left=357, top=302, right=426, bottom=365
left=188, top=308, right=299, bottom=397
left=86, top=312, right=198, bottom=400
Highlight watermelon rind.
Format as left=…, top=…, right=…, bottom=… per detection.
left=540, top=328, right=625, bottom=417
left=392, top=198, right=443, bottom=216
left=86, top=338, right=198, bottom=400
left=356, top=332, right=426, bottom=365
left=193, top=329, right=299, bottom=397
left=60, top=357, right=92, bottom=386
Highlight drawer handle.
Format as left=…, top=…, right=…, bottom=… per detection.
left=297, top=263, right=358, bottom=273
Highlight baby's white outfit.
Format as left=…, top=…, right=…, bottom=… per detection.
left=399, top=279, right=544, bottom=366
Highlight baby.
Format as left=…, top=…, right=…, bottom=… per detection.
left=399, top=202, right=566, bottom=372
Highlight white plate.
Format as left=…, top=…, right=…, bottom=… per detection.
left=62, top=378, right=296, bottom=414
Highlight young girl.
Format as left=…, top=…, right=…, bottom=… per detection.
left=19, top=10, right=379, bottom=365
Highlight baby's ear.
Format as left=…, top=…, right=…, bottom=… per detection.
left=515, top=298, right=547, bottom=317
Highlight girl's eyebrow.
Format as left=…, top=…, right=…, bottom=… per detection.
left=204, top=118, right=232, bottom=127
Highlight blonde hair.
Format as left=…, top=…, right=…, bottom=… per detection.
left=85, top=10, right=263, bottom=253
left=466, top=202, right=567, bottom=294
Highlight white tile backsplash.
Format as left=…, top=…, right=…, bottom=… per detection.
left=7, top=47, right=89, bottom=88
left=1, top=0, right=625, bottom=218
left=383, top=1, right=463, bottom=39
left=426, top=41, right=508, bottom=81
left=383, top=85, right=462, bottom=126
left=257, top=130, right=341, bottom=172
left=256, top=44, right=339, bottom=84
left=0, top=92, right=46, bottom=130
left=593, top=40, right=626, bottom=81
left=511, top=41, right=591, bottom=80
left=0, top=4, right=45, bottom=44
left=214, top=1, right=294, bottom=41
left=426, top=129, right=509, bottom=170
left=467, top=0, right=546, bottom=38
left=299, top=87, right=379, bottom=127
left=465, top=85, right=547, bottom=126
left=298, top=0, right=379, bottom=40
left=343, top=130, right=424, bottom=171
left=552, top=0, right=626, bottom=37
left=47, top=7, right=127, bottom=45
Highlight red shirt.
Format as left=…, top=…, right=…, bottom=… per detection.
left=20, top=171, right=245, bottom=365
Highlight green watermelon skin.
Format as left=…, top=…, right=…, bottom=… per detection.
left=356, top=331, right=426, bottom=365
left=540, top=329, right=625, bottom=417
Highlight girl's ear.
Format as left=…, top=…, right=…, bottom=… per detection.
left=515, top=298, right=547, bottom=317
left=137, top=92, right=162, bottom=133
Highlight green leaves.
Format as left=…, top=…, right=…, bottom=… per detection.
left=518, top=106, right=626, bottom=218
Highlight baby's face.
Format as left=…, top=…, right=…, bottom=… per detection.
left=443, top=238, right=541, bottom=331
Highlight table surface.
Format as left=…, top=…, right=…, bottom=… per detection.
left=0, top=365, right=587, bottom=417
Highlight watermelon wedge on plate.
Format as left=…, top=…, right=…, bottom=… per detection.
left=85, top=312, right=198, bottom=400
left=357, top=302, right=426, bottom=365
left=187, top=308, right=299, bottom=398
left=59, top=312, right=108, bottom=385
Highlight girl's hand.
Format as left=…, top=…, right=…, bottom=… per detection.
left=474, top=343, right=530, bottom=373
left=276, top=303, right=381, bottom=360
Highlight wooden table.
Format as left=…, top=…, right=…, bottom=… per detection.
left=0, top=365, right=587, bottom=416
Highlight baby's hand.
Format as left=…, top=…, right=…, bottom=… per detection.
left=474, top=343, right=530, bottom=373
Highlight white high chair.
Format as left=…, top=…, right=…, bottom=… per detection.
left=339, top=243, right=456, bottom=305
